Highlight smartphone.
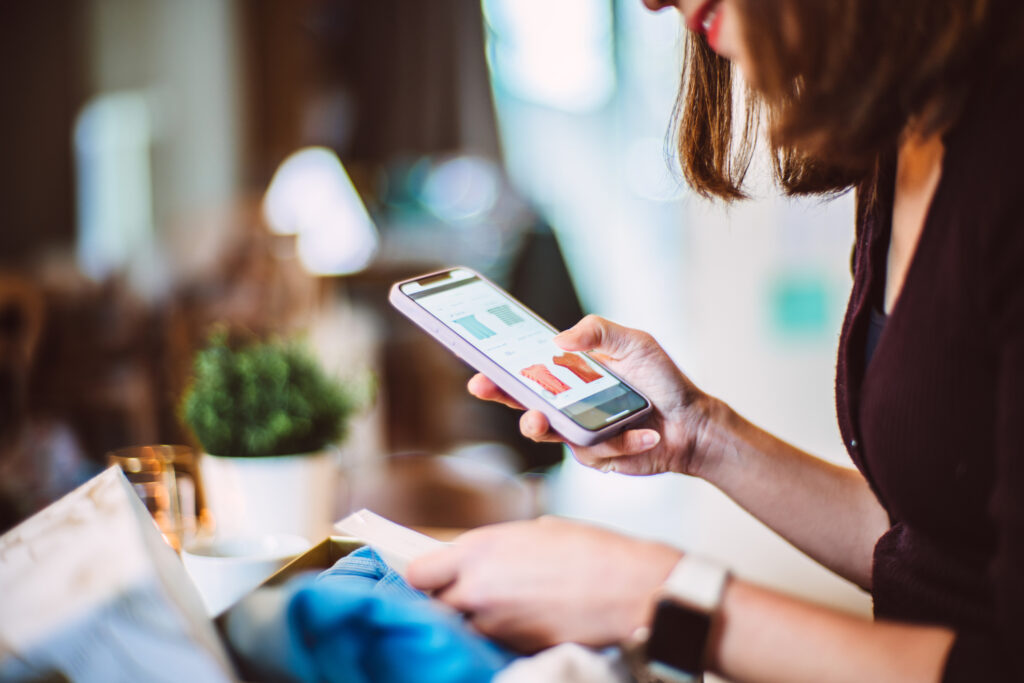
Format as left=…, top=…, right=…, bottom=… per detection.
left=389, top=267, right=652, bottom=446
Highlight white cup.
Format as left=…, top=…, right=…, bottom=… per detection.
left=181, top=534, right=311, bottom=616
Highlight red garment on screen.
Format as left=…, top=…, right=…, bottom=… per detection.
left=520, top=364, right=570, bottom=394
left=553, top=353, right=601, bottom=383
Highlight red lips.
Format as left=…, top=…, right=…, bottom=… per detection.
left=706, top=4, right=724, bottom=49
left=687, top=0, right=722, bottom=37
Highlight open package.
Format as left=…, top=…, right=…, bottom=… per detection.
left=0, top=468, right=631, bottom=683
left=0, top=468, right=460, bottom=683
left=216, top=511, right=520, bottom=683
left=219, top=511, right=632, bottom=683
left=270, top=507, right=448, bottom=583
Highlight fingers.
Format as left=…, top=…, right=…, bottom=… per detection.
left=467, top=376, right=563, bottom=443
left=406, top=544, right=465, bottom=592
left=467, top=374, right=524, bottom=410
left=519, top=410, right=564, bottom=443
left=554, top=315, right=653, bottom=360
left=466, top=612, right=548, bottom=655
left=433, top=576, right=481, bottom=616
left=572, top=429, right=661, bottom=469
left=519, top=411, right=658, bottom=450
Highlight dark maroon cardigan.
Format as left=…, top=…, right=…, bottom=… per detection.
left=835, top=67, right=1024, bottom=680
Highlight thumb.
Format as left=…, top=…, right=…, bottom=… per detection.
left=406, top=545, right=464, bottom=592
left=554, top=315, right=647, bottom=359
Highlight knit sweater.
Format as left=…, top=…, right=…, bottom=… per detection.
left=835, top=66, right=1024, bottom=680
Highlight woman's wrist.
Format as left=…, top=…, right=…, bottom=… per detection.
left=626, top=552, right=733, bottom=680
left=679, top=395, right=741, bottom=482
left=629, top=540, right=686, bottom=640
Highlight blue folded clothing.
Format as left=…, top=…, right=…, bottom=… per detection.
left=315, top=546, right=429, bottom=603
left=225, top=546, right=513, bottom=683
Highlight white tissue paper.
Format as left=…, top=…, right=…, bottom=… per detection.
left=0, top=466, right=236, bottom=682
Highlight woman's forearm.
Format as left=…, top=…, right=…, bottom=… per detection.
left=709, top=579, right=955, bottom=683
left=692, top=400, right=890, bottom=588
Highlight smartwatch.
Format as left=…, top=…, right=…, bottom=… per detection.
left=625, top=555, right=731, bottom=683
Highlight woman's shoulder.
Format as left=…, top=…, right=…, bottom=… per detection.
left=946, top=61, right=1024, bottom=334
left=940, top=60, right=1024, bottom=239
left=948, top=59, right=1024, bottom=173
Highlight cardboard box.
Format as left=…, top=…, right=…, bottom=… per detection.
left=257, top=510, right=451, bottom=588
left=260, top=536, right=365, bottom=586
left=217, top=514, right=451, bottom=682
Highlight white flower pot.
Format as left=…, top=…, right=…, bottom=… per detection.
left=200, top=448, right=339, bottom=542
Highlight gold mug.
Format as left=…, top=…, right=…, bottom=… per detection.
left=107, top=444, right=211, bottom=551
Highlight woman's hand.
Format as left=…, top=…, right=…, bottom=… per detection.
left=469, top=314, right=719, bottom=476
left=406, top=516, right=682, bottom=653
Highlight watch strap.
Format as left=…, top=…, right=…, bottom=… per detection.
left=661, top=554, right=730, bottom=611
left=633, top=554, right=730, bottom=682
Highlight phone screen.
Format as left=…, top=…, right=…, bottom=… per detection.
left=400, top=268, right=649, bottom=431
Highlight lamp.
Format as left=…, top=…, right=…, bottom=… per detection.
left=263, top=147, right=379, bottom=276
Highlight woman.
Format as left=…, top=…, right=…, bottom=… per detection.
left=408, top=0, right=1024, bottom=679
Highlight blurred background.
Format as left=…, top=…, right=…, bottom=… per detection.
left=0, top=0, right=867, bottom=615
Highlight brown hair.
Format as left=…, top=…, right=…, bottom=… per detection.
left=674, top=0, right=1024, bottom=200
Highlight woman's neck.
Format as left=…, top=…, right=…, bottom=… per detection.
left=896, top=132, right=944, bottom=193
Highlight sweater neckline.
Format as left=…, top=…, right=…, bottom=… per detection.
left=861, top=141, right=952, bottom=378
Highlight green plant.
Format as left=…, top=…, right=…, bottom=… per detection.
left=180, top=333, right=358, bottom=457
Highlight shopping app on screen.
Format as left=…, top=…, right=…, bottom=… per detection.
left=404, top=272, right=622, bottom=411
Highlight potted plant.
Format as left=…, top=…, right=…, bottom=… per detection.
left=180, top=332, right=359, bottom=541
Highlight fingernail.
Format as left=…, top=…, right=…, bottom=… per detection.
left=641, top=432, right=660, bottom=448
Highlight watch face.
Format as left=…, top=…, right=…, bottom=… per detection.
left=646, top=598, right=711, bottom=676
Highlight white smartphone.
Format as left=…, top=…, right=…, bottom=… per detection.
left=389, top=267, right=653, bottom=446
